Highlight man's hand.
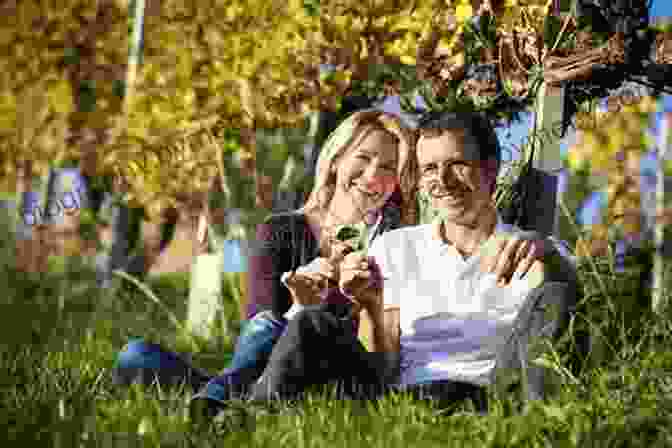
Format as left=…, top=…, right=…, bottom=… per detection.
left=481, top=231, right=549, bottom=284
left=338, top=252, right=383, bottom=312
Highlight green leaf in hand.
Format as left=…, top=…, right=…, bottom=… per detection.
left=334, top=222, right=369, bottom=253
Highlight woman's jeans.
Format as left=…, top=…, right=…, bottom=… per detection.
left=112, top=311, right=287, bottom=400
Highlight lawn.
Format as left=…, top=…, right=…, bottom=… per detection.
left=3, top=230, right=672, bottom=447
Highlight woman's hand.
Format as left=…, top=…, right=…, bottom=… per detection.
left=283, top=242, right=352, bottom=306
left=283, top=270, right=328, bottom=306
left=338, top=252, right=383, bottom=312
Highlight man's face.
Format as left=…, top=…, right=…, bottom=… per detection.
left=416, top=131, right=497, bottom=226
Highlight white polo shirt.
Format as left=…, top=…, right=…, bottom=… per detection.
left=368, top=215, right=572, bottom=387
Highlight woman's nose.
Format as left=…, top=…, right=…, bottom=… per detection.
left=361, top=163, right=385, bottom=183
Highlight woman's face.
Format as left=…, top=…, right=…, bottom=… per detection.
left=332, top=128, right=399, bottom=215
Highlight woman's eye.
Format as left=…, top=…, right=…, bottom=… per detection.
left=450, top=162, right=468, bottom=173
left=356, top=154, right=370, bottom=161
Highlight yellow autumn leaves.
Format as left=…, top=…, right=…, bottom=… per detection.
left=109, top=133, right=220, bottom=216
left=0, top=0, right=128, bottom=190
left=379, top=0, right=474, bottom=67
left=567, top=96, right=659, bottom=256
left=567, top=96, right=657, bottom=173
left=499, top=0, right=553, bottom=31
left=0, top=0, right=635, bottom=223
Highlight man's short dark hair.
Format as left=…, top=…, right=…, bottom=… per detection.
left=416, top=111, right=502, bottom=173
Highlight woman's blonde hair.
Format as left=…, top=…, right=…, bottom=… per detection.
left=299, top=110, right=418, bottom=226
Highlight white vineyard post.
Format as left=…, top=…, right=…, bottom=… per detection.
left=530, top=82, right=565, bottom=236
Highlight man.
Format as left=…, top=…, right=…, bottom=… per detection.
left=248, top=112, right=578, bottom=410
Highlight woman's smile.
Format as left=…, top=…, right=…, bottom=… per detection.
left=350, top=182, right=384, bottom=202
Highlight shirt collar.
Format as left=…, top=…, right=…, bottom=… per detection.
left=431, top=211, right=509, bottom=254
left=432, top=212, right=506, bottom=239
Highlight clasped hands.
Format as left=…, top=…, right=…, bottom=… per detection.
left=283, top=242, right=380, bottom=313
left=284, top=231, right=550, bottom=309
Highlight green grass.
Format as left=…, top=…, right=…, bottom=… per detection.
left=4, top=224, right=672, bottom=447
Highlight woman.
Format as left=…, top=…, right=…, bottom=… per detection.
left=112, top=110, right=417, bottom=416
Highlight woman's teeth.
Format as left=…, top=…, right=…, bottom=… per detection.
left=353, top=185, right=380, bottom=199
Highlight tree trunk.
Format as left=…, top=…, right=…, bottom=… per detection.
left=528, top=82, right=564, bottom=236
left=92, top=0, right=147, bottom=287
left=13, top=161, right=50, bottom=273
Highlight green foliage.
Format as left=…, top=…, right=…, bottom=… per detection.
left=543, top=14, right=575, bottom=53
left=574, top=249, right=654, bottom=370
left=302, top=0, right=319, bottom=17
left=255, top=121, right=312, bottom=193
left=463, top=14, right=497, bottom=67
left=557, top=164, right=596, bottom=248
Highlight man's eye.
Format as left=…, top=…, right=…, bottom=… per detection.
left=357, top=154, right=371, bottom=161
left=452, top=163, right=469, bottom=173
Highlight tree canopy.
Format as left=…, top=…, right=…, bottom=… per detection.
left=1, top=0, right=670, bottom=224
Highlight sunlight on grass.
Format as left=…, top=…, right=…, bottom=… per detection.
left=2, top=206, right=672, bottom=447
left=112, top=269, right=199, bottom=353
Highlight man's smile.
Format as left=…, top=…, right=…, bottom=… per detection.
left=431, top=188, right=468, bottom=203
left=439, top=195, right=464, bottom=205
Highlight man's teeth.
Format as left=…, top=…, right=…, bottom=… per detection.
left=434, top=192, right=464, bottom=201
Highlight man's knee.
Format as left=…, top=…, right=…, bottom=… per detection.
left=290, top=306, right=344, bottom=336
left=526, top=281, right=577, bottom=333
left=495, top=283, right=576, bottom=372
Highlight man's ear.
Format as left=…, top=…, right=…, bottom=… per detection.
left=481, top=159, right=499, bottom=194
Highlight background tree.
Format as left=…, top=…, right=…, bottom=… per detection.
left=567, top=95, right=658, bottom=254
left=2, top=0, right=670, bottom=278
left=0, top=0, right=128, bottom=272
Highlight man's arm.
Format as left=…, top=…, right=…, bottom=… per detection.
left=361, top=294, right=401, bottom=384
left=365, top=299, right=400, bottom=354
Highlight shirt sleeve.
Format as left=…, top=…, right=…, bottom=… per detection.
left=368, top=233, right=400, bottom=308
left=246, top=215, right=293, bottom=319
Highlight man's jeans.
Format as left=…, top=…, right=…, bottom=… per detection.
left=250, top=282, right=577, bottom=409
left=112, top=311, right=287, bottom=399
